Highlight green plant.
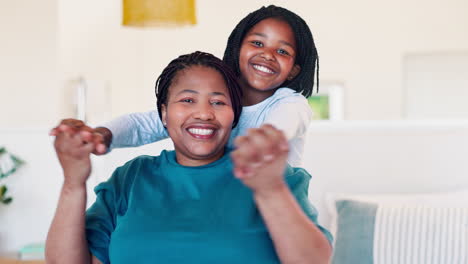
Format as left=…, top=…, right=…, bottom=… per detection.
left=0, top=185, right=12, bottom=204
left=0, top=147, right=24, bottom=205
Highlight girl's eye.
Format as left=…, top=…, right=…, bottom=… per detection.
left=277, top=49, right=290, bottom=56
left=251, top=41, right=263, bottom=47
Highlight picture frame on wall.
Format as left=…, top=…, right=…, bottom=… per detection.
left=404, top=52, right=468, bottom=119
left=307, top=82, right=344, bottom=120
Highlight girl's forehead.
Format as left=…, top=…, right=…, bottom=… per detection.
left=249, top=17, right=291, bottom=32
left=245, top=18, right=296, bottom=47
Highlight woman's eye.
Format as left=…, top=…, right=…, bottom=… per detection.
left=211, top=101, right=226, bottom=106
left=180, top=98, right=193, bottom=103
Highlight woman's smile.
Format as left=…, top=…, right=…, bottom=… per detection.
left=161, top=65, right=235, bottom=166
left=186, top=124, right=217, bottom=139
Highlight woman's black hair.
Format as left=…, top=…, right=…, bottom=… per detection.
left=155, top=51, right=243, bottom=128
left=223, top=5, right=318, bottom=97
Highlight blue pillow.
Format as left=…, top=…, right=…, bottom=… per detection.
left=332, top=200, right=377, bottom=264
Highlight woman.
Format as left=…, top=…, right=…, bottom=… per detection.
left=46, top=51, right=332, bottom=264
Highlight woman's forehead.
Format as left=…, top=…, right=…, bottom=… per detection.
left=169, top=66, right=230, bottom=97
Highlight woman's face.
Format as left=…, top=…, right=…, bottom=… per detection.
left=162, top=65, right=234, bottom=166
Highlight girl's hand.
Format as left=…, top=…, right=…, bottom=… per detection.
left=231, top=124, right=289, bottom=195
left=50, top=119, right=108, bottom=155
left=53, top=129, right=95, bottom=188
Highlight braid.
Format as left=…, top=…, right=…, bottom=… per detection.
left=223, top=5, right=319, bottom=97
left=155, top=51, right=243, bottom=128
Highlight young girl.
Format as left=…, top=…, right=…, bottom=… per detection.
left=54, top=5, right=318, bottom=167
left=46, top=52, right=332, bottom=264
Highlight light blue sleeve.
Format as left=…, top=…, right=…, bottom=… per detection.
left=103, top=110, right=169, bottom=150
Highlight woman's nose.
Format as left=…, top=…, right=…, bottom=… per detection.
left=193, top=103, right=215, bottom=120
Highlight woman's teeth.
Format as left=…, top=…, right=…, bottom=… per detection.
left=253, top=64, right=275, bottom=74
left=188, top=128, right=214, bottom=135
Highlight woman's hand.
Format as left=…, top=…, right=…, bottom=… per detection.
left=231, top=124, right=289, bottom=195
left=53, top=128, right=95, bottom=188
left=233, top=125, right=332, bottom=264
left=50, top=119, right=109, bottom=155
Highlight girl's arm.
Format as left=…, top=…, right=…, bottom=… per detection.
left=262, top=94, right=312, bottom=167
left=103, top=110, right=168, bottom=151
left=46, top=130, right=96, bottom=264
left=231, top=125, right=332, bottom=264
left=50, top=110, right=168, bottom=154
left=263, top=95, right=312, bottom=141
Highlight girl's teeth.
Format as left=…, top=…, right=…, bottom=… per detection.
left=188, top=128, right=214, bottom=135
left=253, top=64, right=274, bottom=74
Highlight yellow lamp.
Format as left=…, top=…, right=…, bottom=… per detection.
left=123, top=0, right=196, bottom=27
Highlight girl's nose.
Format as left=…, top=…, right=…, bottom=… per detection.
left=260, top=49, right=275, bottom=61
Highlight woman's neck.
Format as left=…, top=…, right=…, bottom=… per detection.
left=174, top=150, right=225, bottom=167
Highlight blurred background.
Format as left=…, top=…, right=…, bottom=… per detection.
left=1, top=0, right=468, bottom=126
left=0, top=0, right=467, bottom=260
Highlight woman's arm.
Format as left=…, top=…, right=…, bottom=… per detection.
left=46, top=183, right=93, bottom=264
left=254, top=185, right=332, bottom=264
left=46, top=130, right=96, bottom=264
left=231, top=124, right=332, bottom=264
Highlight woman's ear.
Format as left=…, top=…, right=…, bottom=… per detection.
left=161, top=104, right=167, bottom=127
left=287, top=64, right=301, bottom=81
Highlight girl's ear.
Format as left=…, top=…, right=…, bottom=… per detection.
left=287, top=64, right=301, bottom=80
left=161, top=104, right=167, bottom=127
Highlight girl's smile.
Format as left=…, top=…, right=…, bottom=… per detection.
left=238, top=18, right=300, bottom=106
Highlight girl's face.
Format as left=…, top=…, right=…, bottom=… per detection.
left=161, top=65, right=234, bottom=167
left=238, top=18, right=300, bottom=105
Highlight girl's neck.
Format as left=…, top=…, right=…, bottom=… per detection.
left=240, top=80, right=278, bottom=106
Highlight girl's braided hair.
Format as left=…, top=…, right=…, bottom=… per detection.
left=223, top=5, right=319, bottom=97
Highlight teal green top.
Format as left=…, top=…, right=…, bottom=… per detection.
left=86, top=150, right=332, bottom=264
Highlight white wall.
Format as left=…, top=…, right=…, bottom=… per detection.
left=0, top=129, right=62, bottom=254
left=0, top=0, right=59, bottom=128
left=1, top=0, right=468, bottom=127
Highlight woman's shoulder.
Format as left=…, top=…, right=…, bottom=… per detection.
left=284, top=165, right=312, bottom=191
left=101, top=150, right=174, bottom=191
left=285, top=165, right=312, bottom=180
left=114, top=150, right=174, bottom=173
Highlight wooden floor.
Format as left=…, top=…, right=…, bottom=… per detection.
left=0, top=258, right=44, bottom=264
